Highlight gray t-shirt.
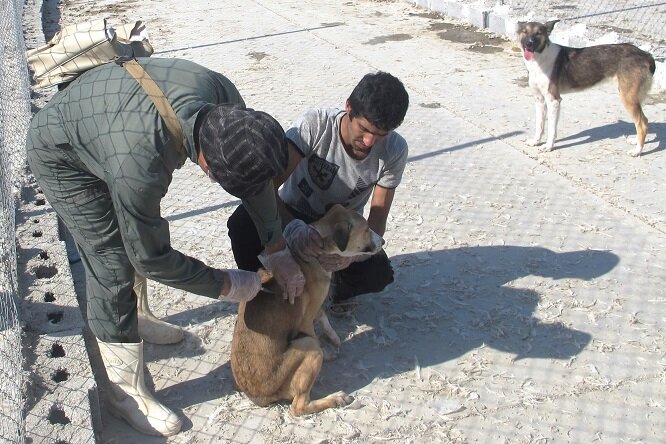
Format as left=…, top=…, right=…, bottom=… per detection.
left=281, top=107, right=408, bottom=219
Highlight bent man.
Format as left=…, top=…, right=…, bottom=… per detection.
left=27, top=57, right=307, bottom=436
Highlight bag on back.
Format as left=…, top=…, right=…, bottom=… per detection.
left=26, top=19, right=154, bottom=88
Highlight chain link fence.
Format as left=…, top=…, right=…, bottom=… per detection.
left=504, top=0, right=666, bottom=57
left=0, top=0, right=31, bottom=441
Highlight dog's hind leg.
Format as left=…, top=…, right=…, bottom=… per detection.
left=619, top=68, right=652, bottom=157
left=291, top=385, right=353, bottom=417
left=283, top=337, right=353, bottom=416
left=620, top=90, right=649, bottom=157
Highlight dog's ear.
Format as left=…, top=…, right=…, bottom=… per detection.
left=515, top=21, right=527, bottom=41
left=331, top=221, right=351, bottom=252
left=545, top=20, right=560, bottom=33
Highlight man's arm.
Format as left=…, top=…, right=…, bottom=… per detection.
left=274, top=141, right=304, bottom=224
left=367, top=185, right=395, bottom=237
left=250, top=140, right=305, bottom=267
left=235, top=141, right=305, bottom=259
left=243, top=177, right=306, bottom=302
left=274, top=141, right=303, bottom=188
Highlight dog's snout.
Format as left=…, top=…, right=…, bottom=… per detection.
left=366, top=229, right=384, bottom=254
left=524, top=39, right=536, bottom=50
left=364, top=237, right=384, bottom=252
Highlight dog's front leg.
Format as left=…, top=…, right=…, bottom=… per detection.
left=543, top=94, right=561, bottom=151
left=317, top=309, right=341, bottom=348
left=527, top=93, right=545, bottom=147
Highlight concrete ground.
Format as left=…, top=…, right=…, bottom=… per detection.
left=21, top=0, right=665, bottom=443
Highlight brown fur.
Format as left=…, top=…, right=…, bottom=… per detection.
left=517, top=20, right=655, bottom=156
left=230, top=204, right=383, bottom=416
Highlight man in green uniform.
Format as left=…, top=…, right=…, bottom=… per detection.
left=26, top=57, right=306, bottom=437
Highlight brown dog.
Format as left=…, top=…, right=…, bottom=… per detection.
left=517, top=20, right=655, bottom=156
left=230, top=204, right=384, bottom=416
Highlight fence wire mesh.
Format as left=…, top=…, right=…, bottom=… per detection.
left=0, top=0, right=31, bottom=442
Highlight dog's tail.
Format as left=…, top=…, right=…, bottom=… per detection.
left=634, top=55, right=656, bottom=102
left=638, top=55, right=657, bottom=102
left=638, top=70, right=654, bottom=102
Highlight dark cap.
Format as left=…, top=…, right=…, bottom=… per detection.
left=199, top=104, right=288, bottom=198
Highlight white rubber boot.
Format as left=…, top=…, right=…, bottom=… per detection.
left=97, top=339, right=182, bottom=436
left=135, top=274, right=184, bottom=344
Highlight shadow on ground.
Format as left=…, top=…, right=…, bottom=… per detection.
left=319, top=245, right=619, bottom=395
left=553, top=120, right=664, bottom=155
left=160, top=244, right=618, bottom=409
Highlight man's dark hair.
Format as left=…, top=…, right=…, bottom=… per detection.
left=347, top=72, right=409, bottom=132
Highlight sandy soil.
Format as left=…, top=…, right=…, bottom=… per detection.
left=22, top=0, right=666, bottom=443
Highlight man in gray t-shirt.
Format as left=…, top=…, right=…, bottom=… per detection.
left=228, top=72, right=409, bottom=314
left=279, top=107, right=407, bottom=220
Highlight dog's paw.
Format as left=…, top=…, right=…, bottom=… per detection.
left=324, top=331, right=341, bottom=348
left=626, top=136, right=644, bottom=157
left=526, top=138, right=542, bottom=147
left=625, top=135, right=638, bottom=146
left=628, top=147, right=643, bottom=157
left=541, top=143, right=555, bottom=152
left=321, top=342, right=340, bottom=361
left=327, top=391, right=354, bottom=407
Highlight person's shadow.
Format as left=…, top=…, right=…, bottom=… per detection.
left=165, top=245, right=618, bottom=409
left=316, top=245, right=619, bottom=396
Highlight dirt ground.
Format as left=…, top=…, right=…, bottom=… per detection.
left=21, top=0, right=665, bottom=443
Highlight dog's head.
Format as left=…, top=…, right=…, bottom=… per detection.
left=313, top=204, right=384, bottom=258
left=516, top=20, right=559, bottom=61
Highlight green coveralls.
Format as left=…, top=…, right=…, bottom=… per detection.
left=26, top=57, right=281, bottom=342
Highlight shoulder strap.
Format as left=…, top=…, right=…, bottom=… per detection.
left=121, top=59, right=185, bottom=156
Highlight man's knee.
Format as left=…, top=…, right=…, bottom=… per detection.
left=227, top=205, right=263, bottom=271
left=331, top=250, right=394, bottom=301
left=227, top=204, right=252, bottom=235
left=85, top=271, right=138, bottom=342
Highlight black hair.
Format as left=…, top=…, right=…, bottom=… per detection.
left=347, top=72, right=409, bottom=132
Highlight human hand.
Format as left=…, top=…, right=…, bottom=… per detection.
left=258, top=247, right=305, bottom=304
left=317, top=254, right=354, bottom=272
left=219, top=269, right=262, bottom=303
left=318, top=252, right=373, bottom=272
left=283, top=219, right=323, bottom=262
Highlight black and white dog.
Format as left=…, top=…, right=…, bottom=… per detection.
left=518, top=20, right=656, bottom=156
